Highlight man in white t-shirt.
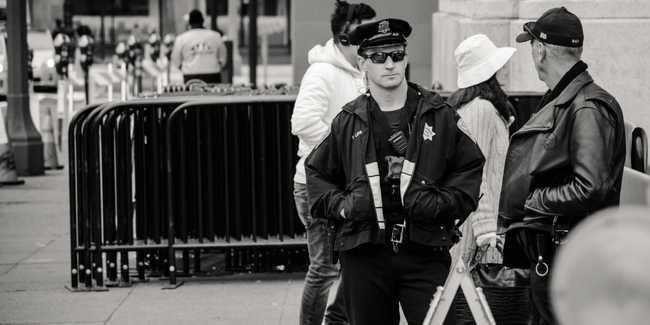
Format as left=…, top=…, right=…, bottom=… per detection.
left=171, top=9, right=227, bottom=84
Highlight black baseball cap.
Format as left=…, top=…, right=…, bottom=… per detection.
left=349, top=18, right=412, bottom=51
left=516, top=7, right=583, bottom=47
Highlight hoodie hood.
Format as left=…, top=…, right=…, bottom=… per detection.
left=308, top=38, right=361, bottom=77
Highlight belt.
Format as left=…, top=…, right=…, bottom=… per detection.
left=395, top=242, right=449, bottom=254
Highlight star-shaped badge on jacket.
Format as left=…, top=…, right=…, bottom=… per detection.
left=423, top=122, right=435, bottom=141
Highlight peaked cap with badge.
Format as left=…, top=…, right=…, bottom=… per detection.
left=348, top=18, right=412, bottom=52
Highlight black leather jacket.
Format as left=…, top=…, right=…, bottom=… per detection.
left=306, top=83, right=484, bottom=251
left=499, top=70, right=625, bottom=233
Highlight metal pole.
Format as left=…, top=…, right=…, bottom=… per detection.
left=210, top=0, right=217, bottom=31
left=6, top=0, right=44, bottom=175
left=84, top=71, right=90, bottom=105
left=100, top=6, right=105, bottom=59
left=248, top=0, right=257, bottom=88
left=158, top=0, right=164, bottom=37
left=63, top=0, right=73, bottom=34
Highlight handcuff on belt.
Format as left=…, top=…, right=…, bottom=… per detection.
left=535, top=233, right=549, bottom=277
left=536, top=216, right=571, bottom=277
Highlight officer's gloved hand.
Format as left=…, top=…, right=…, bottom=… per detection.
left=476, top=232, right=499, bottom=248
left=336, top=178, right=374, bottom=222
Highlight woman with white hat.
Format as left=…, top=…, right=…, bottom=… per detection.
left=448, top=34, right=516, bottom=266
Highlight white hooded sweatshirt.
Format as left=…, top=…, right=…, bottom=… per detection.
left=291, top=39, right=366, bottom=184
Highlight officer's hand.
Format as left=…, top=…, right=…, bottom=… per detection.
left=336, top=178, right=373, bottom=221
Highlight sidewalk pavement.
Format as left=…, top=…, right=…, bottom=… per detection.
left=0, top=170, right=309, bottom=325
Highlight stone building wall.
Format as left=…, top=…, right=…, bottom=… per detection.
left=432, top=0, right=650, bottom=134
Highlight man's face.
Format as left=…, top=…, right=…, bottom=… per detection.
left=530, top=39, right=545, bottom=81
left=360, top=44, right=408, bottom=90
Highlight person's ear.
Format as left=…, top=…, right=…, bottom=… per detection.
left=536, top=41, right=546, bottom=62
left=357, top=54, right=366, bottom=71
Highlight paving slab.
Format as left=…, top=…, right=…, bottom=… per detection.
left=0, top=264, right=12, bottom=275
left=23, top=238, right=70, bottom=263
left=106, top=274, right=304, bottom=325
left=0, top=203, right=68, bottom=237
left=0, top=288, right=129, bottom=324
left=0, top=262, right=69, bottom=292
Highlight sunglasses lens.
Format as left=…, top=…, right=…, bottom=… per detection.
left=390, top=51, right=405, bottom=62
left=369, top=52, right=388, bottom=63
left=367, top=50, right=405, bottom=63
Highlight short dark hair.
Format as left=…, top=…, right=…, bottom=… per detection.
left=189, top=9, right=204, bottom=26
left=330, top=1, right=375, bottom=43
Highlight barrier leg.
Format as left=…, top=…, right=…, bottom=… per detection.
left=182, top=250, right=190, bottom=275
left=119, top=250, right=132, bottom=287
left=106, top=251, right=118, bottom=283
left=163, top=247, right=183, bottom=289
left=193, top=249, right=201, bottom=274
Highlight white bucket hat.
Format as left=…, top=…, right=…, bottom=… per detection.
left=455, top=34, right=516, bottom=89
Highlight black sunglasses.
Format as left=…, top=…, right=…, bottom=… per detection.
left=364, top=50, right=406, bottom=64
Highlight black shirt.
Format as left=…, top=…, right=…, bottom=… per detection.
left=368, top=87, right=419, bottom=225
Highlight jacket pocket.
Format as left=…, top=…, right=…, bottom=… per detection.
left=340, top=177, right=374, bottom=221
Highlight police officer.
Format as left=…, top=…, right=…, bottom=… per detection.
left=306, top=18, right=485, bottom=325
left=171, top=9, right=227, bottom=83
left=499, top=7, right=626, bottom=325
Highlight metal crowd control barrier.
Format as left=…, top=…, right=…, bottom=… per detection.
left=68, top=92, right=305, bottom=290
left=68, top=97, right=198, bottom=291
left=164, top=95, right=304, bottom=287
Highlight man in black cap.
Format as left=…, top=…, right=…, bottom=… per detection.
left=171, top=9, right=228, bottom=83
left=500, top=7, right=626, bottom=325
left=306, top=18, right=484, bottom=324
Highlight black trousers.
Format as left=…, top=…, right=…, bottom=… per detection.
left=513, top=229, right=558, bottom=325
left=339, top=243, right=455, bottom=325
left=183, top=72, right=222, bottom=84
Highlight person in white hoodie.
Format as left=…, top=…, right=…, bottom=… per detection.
left=291, top=1, right=375, bottom=324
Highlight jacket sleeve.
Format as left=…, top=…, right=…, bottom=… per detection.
left=525, top=105, right=617, bottom=216
left=406, top=113, right=485, bottom=226
left=291, top=64, right=333, bottom=147
left=305, top=119, right=346, bottom=221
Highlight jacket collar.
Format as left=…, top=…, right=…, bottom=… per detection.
left=516, top=70, right=593, bottom=135
left=554, top=70, right=593, bottom=106
left=342, top=82, right=446, bottom=123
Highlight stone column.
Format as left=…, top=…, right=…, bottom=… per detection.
left=433, top=0, right=650, bottom=133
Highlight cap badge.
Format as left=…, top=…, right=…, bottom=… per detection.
left=540, top=32, right=547, bottom=40
left=378, top=20, right=390, bottom=34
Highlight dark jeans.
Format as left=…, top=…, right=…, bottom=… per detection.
left=294, top=182, right=347, bottom=325
left=183, top=73, right=222, bottom=84
left=340, top=243, right=455, bottom=325
left=513, top=229, right=558, bottom=325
